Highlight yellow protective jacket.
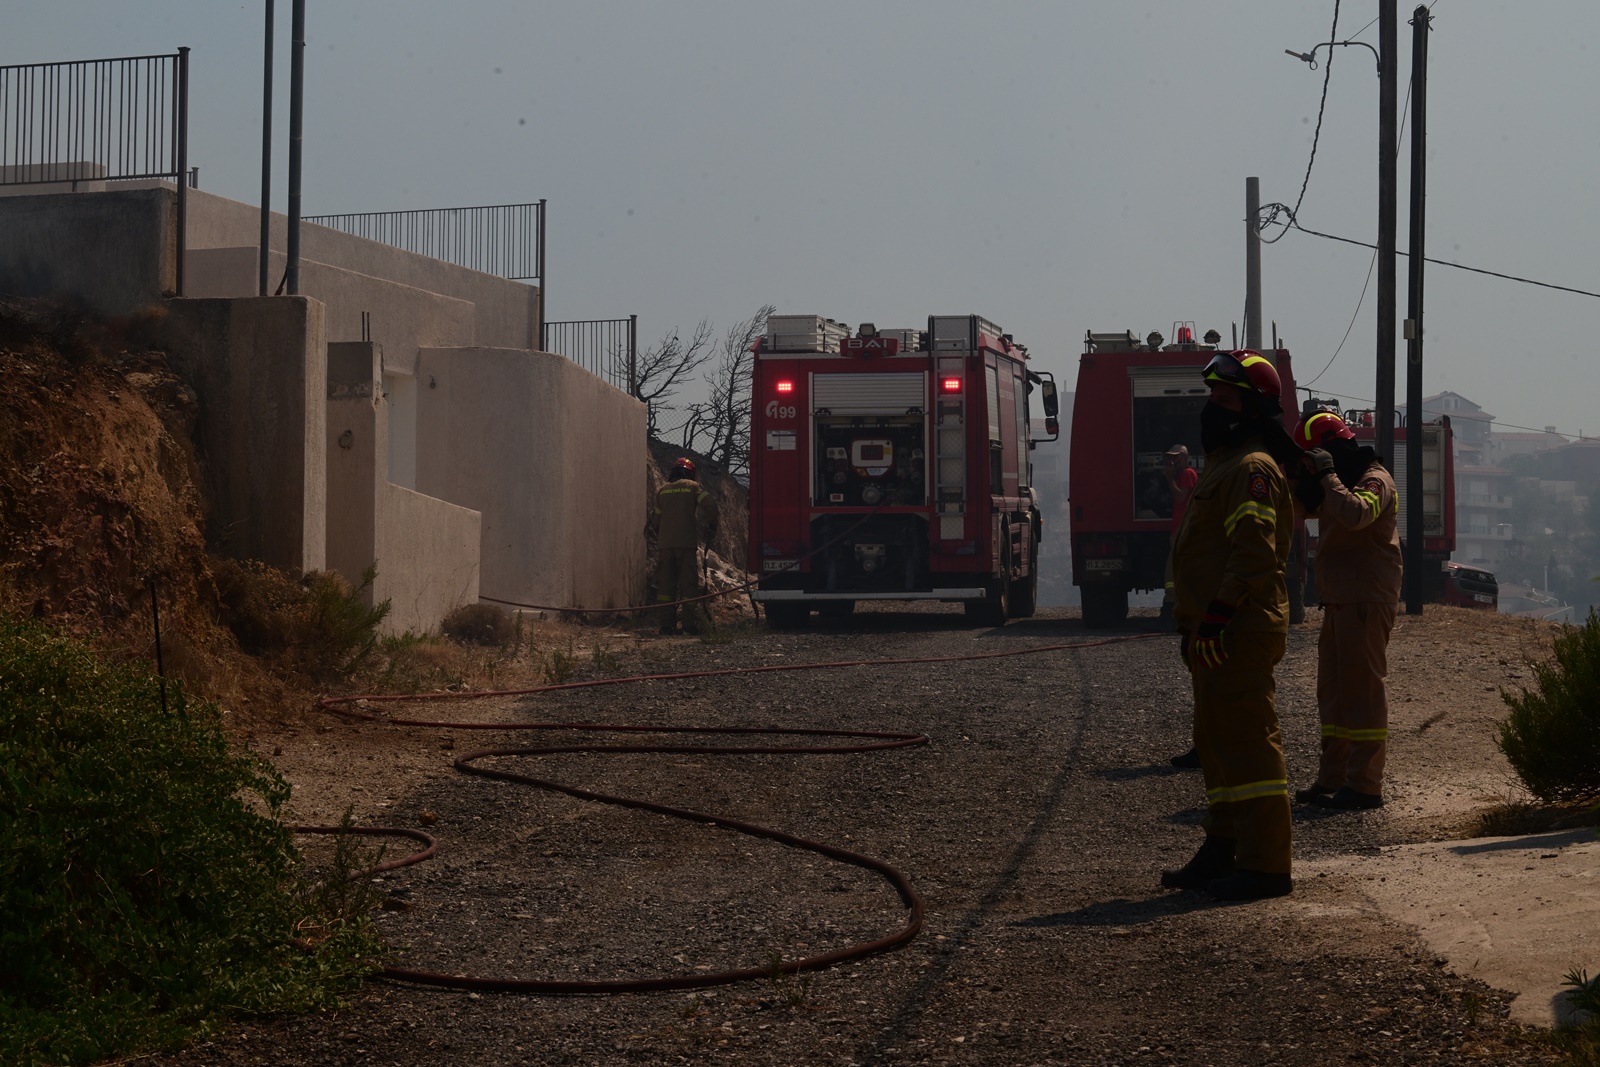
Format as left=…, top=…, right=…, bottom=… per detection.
left=1172, top=440, right=1292, bottom=634
left=653, top=478, right=716, bottom=550
left=1310, top=461, right=1401, bottom=604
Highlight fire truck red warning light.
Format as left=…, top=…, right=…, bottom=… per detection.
left=775, top=380, right=794, bottom=394
left=940, top=377, right=963, bottom=394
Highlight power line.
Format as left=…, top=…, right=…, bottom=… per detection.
left=1286, top=220, right=1600, bottom=300
left=1261, top=0, right=1342, bottom=246
left=1303, top=245, right=1377, bottom=388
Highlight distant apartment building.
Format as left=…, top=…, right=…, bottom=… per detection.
left=1455, top=464, right=1517, bottom=566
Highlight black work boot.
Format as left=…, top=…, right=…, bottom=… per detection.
left=1206, top=869, right=1293, bottom=901
left=1160, top=836, right=1236, bottom=891
left=1293, top=784, right=1336, bottom=805
left=1169, top=746, right=1201, bottom=769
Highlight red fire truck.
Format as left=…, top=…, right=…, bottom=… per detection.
left=748, top=314, right=1059, bottom=627
left=1067, top=325, right=1300, bottom=627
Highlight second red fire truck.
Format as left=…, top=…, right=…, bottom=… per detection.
left=748, top=314, right=1058, bottom=626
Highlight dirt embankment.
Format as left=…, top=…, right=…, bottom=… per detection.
left=0, top=298, right=306, bottom=713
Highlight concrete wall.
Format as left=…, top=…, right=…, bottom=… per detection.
left=0, top=188, right=173, bottom=313
left=156, top=296, right=327, bottom=573
left=415, top=347, right=648, bottom=611
left=159, top=185, right=539, bottom=351
left=0, top=162, right=110, bottom=196
left=326, top=341, right=480, bottom=634
left=188, top=244, right=475, bottom=489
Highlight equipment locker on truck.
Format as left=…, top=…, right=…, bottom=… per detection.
left=748, top=315, right=1058, bottom=627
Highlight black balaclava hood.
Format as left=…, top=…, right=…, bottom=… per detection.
left=1329, top=438, right=1382, bottom=489
left=1201, top=389, right=1299, bottom=469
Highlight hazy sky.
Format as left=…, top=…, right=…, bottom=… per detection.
left=8, top=2, right=1599, bottom=442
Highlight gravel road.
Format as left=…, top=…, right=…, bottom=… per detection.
left=158, top=606, right=1563, bottom=1066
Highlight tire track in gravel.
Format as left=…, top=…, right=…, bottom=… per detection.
left=857, top=635, right=1097, bottom=1065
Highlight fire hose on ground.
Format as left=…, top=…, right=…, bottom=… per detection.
left=296, top=631, right=1166, bottom=993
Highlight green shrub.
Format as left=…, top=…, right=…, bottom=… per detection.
left=441, top=602, right=514, bottom=646
left=0, top=617, right=378, bottom=1065
left=215, top=559, right=390, bottom=678
left=1497, top=610, right=1600, bottom=803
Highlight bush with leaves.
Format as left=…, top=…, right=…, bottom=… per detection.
left=0, top=617, right=378, bottom=1065
left=214, top=559, right=391, bottom=678
left=1497, top=609, right=1600, bottom=803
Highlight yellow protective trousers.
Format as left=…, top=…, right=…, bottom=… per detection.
left=1314, top=601, right=1396, bottom=796
left=1189, top=628, right=1292, bottom=875
left=655, top=546, right=706, bottom=632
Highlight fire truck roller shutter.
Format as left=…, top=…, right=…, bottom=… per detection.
left=812, top=373, right=927, bottom=416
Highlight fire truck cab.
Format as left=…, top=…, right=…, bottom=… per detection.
left=748, top=314, right=1058, bottom=627
left=1068, top=326, right=1300, bottom=627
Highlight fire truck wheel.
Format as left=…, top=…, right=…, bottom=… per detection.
left=1008, top=562, right=1038, bottom=618
left=1080, top=583, right=1129, bottom=628
left=764, top=602, right=810, bottom=630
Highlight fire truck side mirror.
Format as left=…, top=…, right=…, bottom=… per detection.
left=1041, top=380, right=1059, bottom=418
left=1045, top=415, right=1060, bottom=437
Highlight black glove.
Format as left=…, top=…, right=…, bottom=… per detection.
left=1190, top=600, right=1234, bottom=669
left=1304, top=448, right=1336, bottom=479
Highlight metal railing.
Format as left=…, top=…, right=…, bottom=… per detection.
left=542, top=315, right=637, bottom=394
left=305, top=200, right=545, bottom=283
left=0, top=49, right=191, bottom=292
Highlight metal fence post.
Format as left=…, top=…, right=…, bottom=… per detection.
left=175, top=46, right=189, bottom=296
left=628, top=314, right=638, bottom=397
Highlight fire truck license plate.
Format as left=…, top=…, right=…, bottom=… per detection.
left=1085, top=560, right=1123, bottom=571
left=763, top=560, right=797, bottom=572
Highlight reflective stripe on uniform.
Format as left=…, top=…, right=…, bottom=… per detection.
left=1206, top=778, right=1289, bottom=805
left=1223, top=500, right=1277, bottom=537
left=1321, top=724, right=1389, bottom=741
left=1353, top=488, right=1383, bottom=520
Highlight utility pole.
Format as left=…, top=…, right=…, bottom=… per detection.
left=259, top=0, right=274, bottom=296
left=1404, top=4, right=1431, bottom=614
left=1245, top=176, right=1262, bottom=352
left=286, top=0, right=305, bottom=295
left=1375, top=0, right=1398, bottom=465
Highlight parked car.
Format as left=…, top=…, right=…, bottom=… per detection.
left=1441, top=562, right=1498, bottom=610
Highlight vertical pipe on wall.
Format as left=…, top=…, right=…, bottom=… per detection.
left=286, top=0, right=305, bottom=295
left=259, top=0, right=274, bottom=295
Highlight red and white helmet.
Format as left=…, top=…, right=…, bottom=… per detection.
left=672, top=457, right=697, bottom=476
left=1292, top=410, right=1357, bottom=450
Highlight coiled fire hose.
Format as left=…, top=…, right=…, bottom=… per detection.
left=299, top=631, right=1165, bottom=993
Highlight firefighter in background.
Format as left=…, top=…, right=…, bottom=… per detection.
left=1162, top=443, right=1205, bottom=768
left=1290, top=410, right=1401, bottom=811
left=651, top=457, right=719, bottom=635
left=1159, top=444, right=1199, bottom=626
left=1161, top=351, right=1296, bottom=902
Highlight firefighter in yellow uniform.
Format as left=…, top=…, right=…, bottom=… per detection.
left=1162, top=351, right=1296, bottom=901
left=652, top=457, right=718, bottom=635
left=1290, top=410, right=1402, bottom=810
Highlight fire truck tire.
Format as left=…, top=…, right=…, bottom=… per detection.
left=764, top=602, right=810, bottom=630
left=1080, top=583, right=1128, bottom=628
left=1008, top=562, right=1038, bottom=618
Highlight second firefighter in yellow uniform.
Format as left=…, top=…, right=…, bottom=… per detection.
left=1164, top=350, right=1296, bottom=902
